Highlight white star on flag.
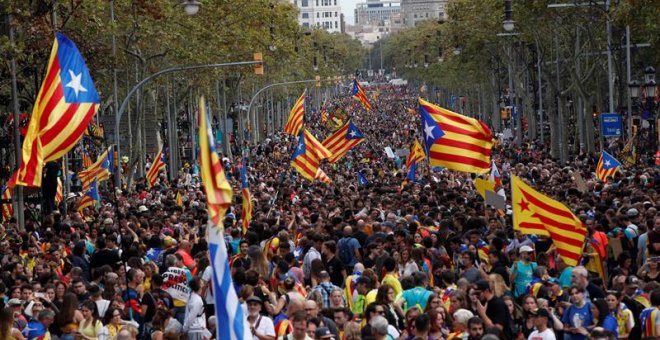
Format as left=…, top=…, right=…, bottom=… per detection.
left=65, top=69, right=88, bottom=97
left=424, top=122, right=436, bottom=140
left=604, top=160, right=611, bottom=167
left=349, top=130, right=357, bottom=138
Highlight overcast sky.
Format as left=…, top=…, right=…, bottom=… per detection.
left=342, top=0, right=360, bottom=25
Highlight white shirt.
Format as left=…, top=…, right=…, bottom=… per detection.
left=249, top=315, right=275, bottom=340
left=183, top=292, right=206, bottom=333
left=528, top=328, right=556, bottom=340
left=201, top=266, right=214, bottom=304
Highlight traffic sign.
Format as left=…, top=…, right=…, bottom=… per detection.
left=601, top=113, right=622, bottom=137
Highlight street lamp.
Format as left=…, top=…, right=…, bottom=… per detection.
left=644, top=66, right=656, bottom=98
left=182, top=0, right=201, bottom=16
left=503, top=0, right=514, bottom=32
left=629, top=79, right=641, bottom=100
left=453, top=47, right=461, bottom=55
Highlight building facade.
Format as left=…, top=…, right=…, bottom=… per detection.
left=290, top=0, right=343, bottom=33
left=355, top=0, right=401, bottom=26
left=400, top=0, right=447, bottom=27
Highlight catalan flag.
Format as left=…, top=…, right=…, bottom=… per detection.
left=315, top=169, right=332, bottom=184
left=596, top=150, right=620, bottom=182
left=199, top=96, right=233, bottom=226
left=55, top=178, right=63, bottom=205
left=12, top=33, right=100, bottom=188
left=84, top=122, right=104, bottom=139
left=240, top=158, right=252, bottom=235
left=321, top=120, right=364, bottom=163
left=291, top=129, right=332, bottom=182
left=406, top=140, right=426, bottom=169
left=511, top=176, right=585, bottom=266
left=351, top=79, right=372, bottom=111
left=406, top=161, right=418, bottom=182
left=146, top=146, right=166, bottom=188
left=419, top=98, right=493, bottom=174
left=284, top=90, right=305, bottom=136
left=1, top=186, right=12, bottom=222
left=77, top=180, right=99, bottom=213
left=82, top=152, right=93, bottom=168
left=78, top=146, right=111, bottom=192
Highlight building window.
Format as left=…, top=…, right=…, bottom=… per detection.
left=335, top=21, right=338, bottom=28
left=302, top=13, right=309, bottom=19
left=335, top=11, right=338, bottom=17
left=317, top=12, right=319, bottom=18
left=316, top=0, right=319, bottom=6
left=301, top=0, right=307, bottom=6
left=334, top=0, right=337, bottom=5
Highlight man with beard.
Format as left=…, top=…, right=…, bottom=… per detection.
left=246, top=296, right=275, bottom=340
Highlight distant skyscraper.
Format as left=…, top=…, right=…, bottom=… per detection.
left=290, top=0, right=343, bottom=33
left=355, top=0, right=401, bottom=26
left=400, top=0, right=447, bottom=27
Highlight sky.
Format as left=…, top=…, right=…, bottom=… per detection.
left=342, top=0, right=360, bottom=25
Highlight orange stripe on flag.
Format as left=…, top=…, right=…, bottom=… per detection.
left=284, top=90, right=305, bottom=136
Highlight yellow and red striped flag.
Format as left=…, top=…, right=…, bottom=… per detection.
left=78, top=147, right=111, bottom=192
left=55, top=178, right=63, bottom=205
left=199, top=96, right=233, bottom=226
left=511, top=176, right=585, bottom=266
left=291, top=129, right=332, bottom=182
left=321, top=120, right=364, bottom=163
left=82, top=152, right=93, bottom=168
left=12, top=33, right=100, bottom=188
left=406, top=140, right=426, bottom=169
left=351, top=79, right=372, bottom=111
left=595, top=151, right=621, bottom=182
left=1, top=186, right=12, bottom=222
left=146, top=146, right=166, bottom=188
left=315, top=169, right=332, bottom=184
left=284, top=90, right=305, bottom=136
left=240, top=159, right=252, bottom=235
left=77, top=180, right=99, bottom=213
left=419, top=98, right=493, bottom=174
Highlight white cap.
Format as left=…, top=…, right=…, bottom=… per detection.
left=138, top=205, right=149, bottom=212
left=519, top=245, right=534, bottom=253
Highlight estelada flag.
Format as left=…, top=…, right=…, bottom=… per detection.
left=511, top=176, right=585, bottom=266
left=351, top=79, right=372, bottom=111
left=321, top=120, right=364, bottom=163
left=419, top=98, right=493, bottom=174
left=13, top=33, right=99, bottom=188
left=291, top=129, right=332, bottom=182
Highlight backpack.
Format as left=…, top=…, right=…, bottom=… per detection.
left=338, top=238, right=354, bottom=266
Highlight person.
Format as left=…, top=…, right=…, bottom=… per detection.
left=640, top=288, right=660, bottom=338
left=381, top=257, right=403, bottom=298
left=309, top=272, right=340, bottom=309
left=561, top=286, right=593, bottom=340
left=23, top=309, right=55, bottom=340
left=447, top=309, right=473, bottom=340
left=247, top=296, right=276, bottom=340
left=375, top=284, right=404, bottom=330
left=303, top=300, right=338, bottom=339
left=369, top=315, right=391, bottom=340
left=182, top=277, right=207, bottom=340
left=571, top=266, right=605, bottom=299
left=397, top=271, right=432, bottom=312
left=0, top=307, right=25, bottom=340
left=55, top=293, right=83, bottom=340
left=472, top=279, right=513, bottom=339
left=510, top=246, right=537, bottom=299
left=278, top=311, right=311, bottom=340
left=527, top=308, right=556, bottom=340
left=336, top=226, right=361, bottom=273
left=605, top=290, right=633, bottom=340
left=466, top=317, right=484, bottom=340
left=77, top=300, right=102, bottom=340
left=591, top=298, right=618, bottom=337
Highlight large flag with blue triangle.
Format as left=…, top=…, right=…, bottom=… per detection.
left=322, top=120, right=364, bottom=164
left=596, top=150, right=621, bottom=182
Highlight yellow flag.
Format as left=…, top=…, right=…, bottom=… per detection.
left=175, top=191, right=183, bottom=207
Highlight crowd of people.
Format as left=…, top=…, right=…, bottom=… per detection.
left=0, top=84, right=659, bottom=340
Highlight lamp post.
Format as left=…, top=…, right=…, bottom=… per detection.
left=644, top=67, right=657, bottom=151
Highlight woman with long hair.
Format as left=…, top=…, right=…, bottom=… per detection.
left=329, top=288, right=345, bottom=309
left=0, top=307, right=25, bottom=340
left=78, top=300, right=102, bottom=340
left=502, top=295, right=523, bottom=339
left=55, top=293, right=83, bottom=340
left=591, top=298, right=618, bottom=336
left=150, top=309, right=171, bottom=340
left=488, top=273, right=510, bottom=298
left=248, top=245, right=270, bottom=279
left=54, top=281, right=67, bottom=310
left=427, top=309, right=449, bottom=340
left=424, top=293, right=442, bottom=313
left=375, top=283, right=404, bottom=330
left=448, top=290, right=468, bottom=313
left=519, top=294, right=538, bottom=339
left=398, top=247, right=419, bottom=277
left=605, top=290, right=633, bottom=339
left=101, top=307, right=123, bottom=339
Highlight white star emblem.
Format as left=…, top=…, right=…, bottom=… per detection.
left=349, top=130, right=358, bottom=138
left=424, top=122, right=436, bottom=140
left=604, top=160, right=611, bottom=167
left=65, top=69, right=88, bottom=97
left=147, top=248, right=155, bottom=256
left=298, top=144, right=304, bottom=151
